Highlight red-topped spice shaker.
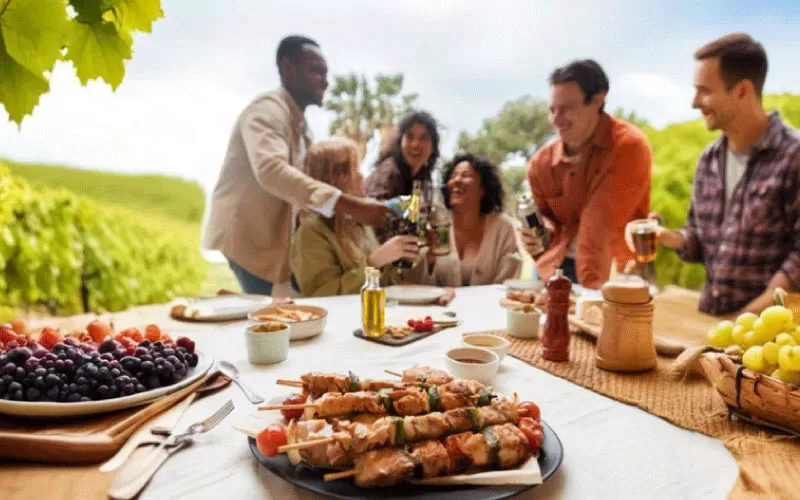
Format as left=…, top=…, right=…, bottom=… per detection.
left=541, top=268, right=572, bottom=362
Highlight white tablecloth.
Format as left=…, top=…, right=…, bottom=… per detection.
left=137, top=285, right=738, bottom=499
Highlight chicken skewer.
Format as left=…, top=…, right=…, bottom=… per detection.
left=323, top=423, right=533, bottom=487
left=260, top=383, right=501, bottom=419
left=276, top=366, right=457, bottom=399
left=256, top=398, right=543, bottom=469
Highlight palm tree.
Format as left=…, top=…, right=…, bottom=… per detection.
left=326, top=73, right=418, bottom=160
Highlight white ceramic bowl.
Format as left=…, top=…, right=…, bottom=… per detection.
left=462, top=334, right=511, bottom=361
left=245, top=322, right=290, bottom=365
left=506, top=306, right=542, bottom=339
left=248, top=305, right=327, bottom=340
left=445, top=347, right=500, bottom=385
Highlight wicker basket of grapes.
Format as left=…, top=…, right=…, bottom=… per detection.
left=698, top=290, right=800, bottom=435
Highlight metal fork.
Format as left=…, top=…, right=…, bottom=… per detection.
left=162, top=399, right=234, bottom=445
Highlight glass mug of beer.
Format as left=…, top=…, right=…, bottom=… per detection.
left=629, top=219, right=659, bottom=263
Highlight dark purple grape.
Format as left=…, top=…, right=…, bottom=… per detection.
left=89, top=351, right=100, bottom=360
left=122, top=383, right=135, bottom=395
left=166, top=355, right=180, bottom=366
left=100, top=353, right=114, bottom=361
left=26, top=387, right=41, bottom=401
left=85, top=364, right=99, bottom=377
left=8, top=381, right=22, bottom=393
left=1, top=363, right=16, bottom=376
left=66, top=393, right=81, bottom=402
left=55, top=360, right=66, bottom=372
left=108, top=385, right=119, bottom=398
left=117, top=375, right=131, bottom=385
left=6, top=347, right=32, bottom=364
left=34, top=367, right=46, bottom=377
left=64, top=359, right=74, bottom=372
left=98, top=340, right=120, bottom=354
left=120, top=356, right=140, bottom=372
left=23, top=357, right=39, bottom=371
left=44, top=374, right=60, bottom=387
left=111, top=368, right=121, bottom=378
left=10, top=389, right=23, bottom=401
left=44, top=353, right=57, bottom=362
left=41, top=359, right=55, bottom=370
left=2, top=374, right=13, bottom=385
left=45, top=386, right=59, bottom=400
left=14, top=367, right=25, bottom=381
left=33, top=377, right=45, bottom=390
left=134, top=347, right=148, bottom=357
left=68, top=382, right=78, bottom=393
left=51, top=343, right=68, bottom=355
left=162, top=348, right=175, bottom=357
left=140, top=361, right=155, bottom=373
left=109, top=360, right=120, bottom=370
left=152, top=341, right=164, bottom=350
left=80, top=396, right=91, bottom=402
left=135, top=384, right=146, bottom=393
left=32, top=347, right=48, bottom=359
left=187, top=353, right=198, bottom=367
left=139, top=340, right=151, bottom=348
left=140, top=354, right=153, bottom=363
left=64, top=337, right=81, bottom=347
left=96, top=385, right=109, bottom=398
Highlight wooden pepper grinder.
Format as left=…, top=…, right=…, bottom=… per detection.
left=541, top=268, right=572, bottom=362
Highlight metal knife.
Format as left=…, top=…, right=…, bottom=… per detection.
left=107, top=438, right=193, bottom=500
left=99, top=392, right=198, bottom=472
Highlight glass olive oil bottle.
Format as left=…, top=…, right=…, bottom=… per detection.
left=361, top=267, right=386, bottom=337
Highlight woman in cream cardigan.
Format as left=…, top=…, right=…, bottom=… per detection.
left=415, top=153, right=522, bottom=286
left=290, top=138, right=420, bottom=297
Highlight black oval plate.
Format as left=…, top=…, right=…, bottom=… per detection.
left=248, top=420, right=563, bottom=500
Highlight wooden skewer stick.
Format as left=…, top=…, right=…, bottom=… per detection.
left=277, top=437, right=334, bottom=453
left=258, top=403, right=315, bottom=411
left=276, top=379, right=304, bottom=388
left=384, top=369, right=402, bottom=378
left=324, top=469, right=359, bottom=482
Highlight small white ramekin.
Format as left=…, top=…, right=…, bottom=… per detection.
left=245, top=321, right=290, bottom=365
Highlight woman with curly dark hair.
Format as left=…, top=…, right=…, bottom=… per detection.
left=409, top=153, right=522, bottom=286
left=364, top=110, right=440, bottom=200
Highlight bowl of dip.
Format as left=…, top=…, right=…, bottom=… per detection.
left=462, top=334, right=511, bottom=362
left=506, top=304, right=543, bottom=339
left=245, top=321, right=290, bottom=364
left=445, top=347, right=500, bottom=385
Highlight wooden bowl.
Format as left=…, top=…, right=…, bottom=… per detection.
left=698, top=352, right=800, bottom=435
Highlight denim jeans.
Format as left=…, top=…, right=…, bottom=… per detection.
left=225, top=256, right=301, bottom=295
left=226, top=256, right=273, bottom=295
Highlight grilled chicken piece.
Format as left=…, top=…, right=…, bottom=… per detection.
left=295, top=420, right=353, bottom=467
left=441, top=379, right=486, bottom=395
left=389, top=388, right=430, bottom=416
left=493, top=423, right=529, bottom=468
left=439, top=391, right=473, bottom=411
left=353, top=449, right=416, bottom=487
left=313, top=392, right=387, bottom=418
left=402, top=365, right=453, bottom=386
left=301, top=372, right=349, bottom=397
left=443, top=408, right=475, bottom=434
left=351, top=417, right=396, bottom=453
left=410, top=440, right=452, bottom=478
left=478, top=400, right=520, bottom=427
left=402, top=412, right=450, bottom=442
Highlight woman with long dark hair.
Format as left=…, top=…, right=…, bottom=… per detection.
left=412, top=153, right=522, bottom=286
left=365, top=110, right=440, bottom=200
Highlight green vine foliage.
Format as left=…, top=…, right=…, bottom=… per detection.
left=0, top=0, right=164, bottom=125
left=0, top=166, right=205, bottom=318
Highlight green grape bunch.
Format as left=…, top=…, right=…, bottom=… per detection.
left=707, top=303, right=800, bottom=386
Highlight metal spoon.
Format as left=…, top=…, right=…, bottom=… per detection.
left=218, top=360, right=265, bottom=404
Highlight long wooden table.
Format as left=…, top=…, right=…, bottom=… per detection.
left=8, top=285, right=736, bottom=499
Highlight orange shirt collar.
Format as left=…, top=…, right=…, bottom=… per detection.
left=550, top=112, right=613, bottom=167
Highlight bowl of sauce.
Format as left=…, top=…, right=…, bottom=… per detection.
left=445, top=347, right=500, bottom=385
left=245, top=321, right=290, bottom=365
left=462, top=334, right=510, bottom=361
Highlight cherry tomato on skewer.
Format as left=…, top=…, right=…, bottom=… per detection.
left=256, top=423, right=288, bottom=456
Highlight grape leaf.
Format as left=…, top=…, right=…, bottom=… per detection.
left=0, top=0, right=68, bottom=75
left=114, top=0, right=164, bottom=33
left=68, top=0, right=107, bottom=23
left=65, top=19, right=132, bottom=89
left=0, top=36, right=49, bottom=125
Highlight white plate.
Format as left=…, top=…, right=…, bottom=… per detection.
left=385, top=285, right=446, bottom=305
left=173, top=295, right=272, bottom=322
left=0, top=351, right=213, bottom=418
left=504, top=279, right=544, bottom=292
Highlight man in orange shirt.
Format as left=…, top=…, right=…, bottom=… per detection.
left=521, top=60, right=652, bottom=289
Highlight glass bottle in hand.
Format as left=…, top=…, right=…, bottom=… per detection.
left=392, top=181, right=422, bottom=269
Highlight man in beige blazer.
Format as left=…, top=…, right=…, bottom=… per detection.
left=203, top=35, right=390, bottom=297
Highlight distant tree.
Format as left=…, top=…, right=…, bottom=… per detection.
left=613, top=107, right=650, bottom=130
left=326, top=73, right=418, bottom=159
left=457, top=96, right=553, bottom=165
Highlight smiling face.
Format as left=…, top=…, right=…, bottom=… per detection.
left=447, top=161, right=484, bottom=211
left=692, top=57, right=739, bottom=131
left=400, top=123, right=434, bottom=172
left=283, top=45, right=329, bottom=107
left=549, top=81, right=604, bottom=150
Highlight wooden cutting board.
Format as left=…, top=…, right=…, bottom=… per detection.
left=0, top=372, right=230, bottom=464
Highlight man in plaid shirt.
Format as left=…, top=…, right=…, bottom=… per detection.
left=627, top=33, right=800, bottom=316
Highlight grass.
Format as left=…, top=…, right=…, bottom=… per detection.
left=5, top=159, right=206, bottom=224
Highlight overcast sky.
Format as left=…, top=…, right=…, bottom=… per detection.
left=2, top=0, right=800, bottom=195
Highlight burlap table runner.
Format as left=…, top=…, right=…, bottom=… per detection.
left=488, top=327, right=800, bottom=499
